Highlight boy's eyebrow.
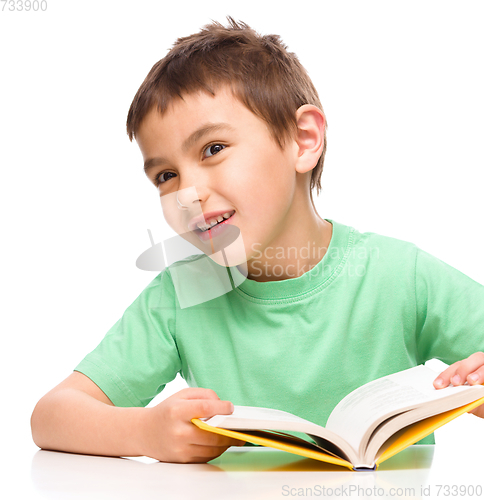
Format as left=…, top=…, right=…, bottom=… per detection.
left=143, top=122, right=235, bottom=174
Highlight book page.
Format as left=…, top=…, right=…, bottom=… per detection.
left=325, top=365, right=480, bottom=452
left=203, top=405, right=321, bottom=428
left=202, top=406, right=358, bottom=463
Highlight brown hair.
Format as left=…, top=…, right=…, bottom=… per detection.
left=127, top=17, right=328, bottom=201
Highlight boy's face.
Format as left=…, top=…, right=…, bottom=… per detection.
left=136, top=86, right=306, bottom=269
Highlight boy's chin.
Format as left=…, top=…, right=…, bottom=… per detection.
left=206, top=245, right=248, bottom=270
left=181, top=225, right=248, bottom=269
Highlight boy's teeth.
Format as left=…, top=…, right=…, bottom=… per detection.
left=196, top=211, right=234, bottom=231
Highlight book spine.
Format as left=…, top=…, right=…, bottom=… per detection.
left=352, top=464, right=377, bottom=472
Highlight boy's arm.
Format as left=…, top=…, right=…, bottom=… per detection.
left=414, top=247, right=484, bottom=418
left=31, top=371, right=244, bottom=463
left=433, top=351, right=484, bottom=418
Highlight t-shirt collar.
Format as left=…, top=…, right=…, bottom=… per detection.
left=227, top=218, right=353, bottom=302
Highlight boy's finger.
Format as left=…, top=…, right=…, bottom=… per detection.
left=433, top=362, right=462, bottom=388
left=453, top=352, right=484, bottom=384
left=188, top=445, right=234, bottom=461
left=433, top=352, right=484, bottom=388
left=465, top=365, right=484, bottom=386
left=190, top=427, right=246, bottom=448
left=449, top=352, right=484, bottom=386
left=190, top=442, right=246, bottom=459
left=176, top=398, right=234, bottom=421
left=177, top=387, right=221, bottom=401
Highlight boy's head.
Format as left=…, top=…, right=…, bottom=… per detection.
left=128, top=18, right=329, bottom=272
left=127, top=17, right=327, bottom=202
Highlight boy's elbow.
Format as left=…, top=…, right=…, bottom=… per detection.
left=31, top=392, right=61, bottom=450
left=30, top=397, right=49, bottom=449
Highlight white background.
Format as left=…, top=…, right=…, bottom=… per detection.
left=1, top=0, right=484, bottom=490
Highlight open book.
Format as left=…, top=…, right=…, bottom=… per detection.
left=192, top=365, right=484, bottom=471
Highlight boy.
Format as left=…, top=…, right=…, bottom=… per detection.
left=31, top=18, right=484, bottom=464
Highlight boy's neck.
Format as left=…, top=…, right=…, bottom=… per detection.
left=242, top=212, right=333, bottom=283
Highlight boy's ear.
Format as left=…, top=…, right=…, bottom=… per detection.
left=293, top=105, right=326, bottom=174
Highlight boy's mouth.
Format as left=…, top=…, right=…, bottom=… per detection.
left=193, top=210, right=236, bottom=242
left=192, top=210, right=235, bottom=233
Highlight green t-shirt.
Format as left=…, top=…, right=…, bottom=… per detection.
left=75, top=218, right=484, bottom=446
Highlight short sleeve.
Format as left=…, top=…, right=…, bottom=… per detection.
left=74, top=269, right=181, bottom=407
left=415, top=247, right=484, bottom=364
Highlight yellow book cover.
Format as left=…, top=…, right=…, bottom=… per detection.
left=192, top=365, right=484, bottom=471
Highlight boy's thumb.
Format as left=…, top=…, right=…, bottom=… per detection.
left=178, top=387, right=221, bottom=400
left=191, top=398, right=234, bottom=419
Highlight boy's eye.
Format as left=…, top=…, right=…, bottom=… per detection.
left=203, top=143, right=226, bottom=158
left=154, top=144, right=226, bottom=186
left=155, top=171, right=176, bottom=185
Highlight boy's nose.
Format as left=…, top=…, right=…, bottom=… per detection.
left=161, top=185, right=208, bottom=234
left=176, top=186, right=203, bottom=210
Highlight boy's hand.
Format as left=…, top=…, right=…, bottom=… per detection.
left=433, top=352, right=484, bottom=418
left=140, top=388, right=245, bottom=463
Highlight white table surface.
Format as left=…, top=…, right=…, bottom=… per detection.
left=7, top=361, right=484, bottom=500
left=9, top=412, right=484, bottom=500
